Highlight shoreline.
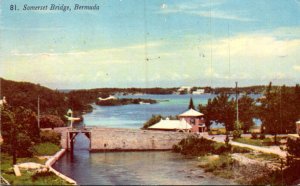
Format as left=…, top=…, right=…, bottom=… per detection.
left=45, top=149, right=77, bottom=185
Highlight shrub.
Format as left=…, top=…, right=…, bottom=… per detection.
left=287, top=138, right=300, bottom=157
left=172, top=144, right=182, bottom=153
left=173, top=136, right=233, bottom=156
left=212, top=143, right=231, bottom=154
left=232, top=130, right=242, bottom=139
left=173, top=136, right=215, bottom=156
left=231, top=146, right=251, bottom=153
left=30, top=142, right=60, bottom=156
left=142, top=115, right=162, bottom=129
left=224, top=135, right=230, bottom=145
left=259, top=133, right=266, bottom=140
left=40, top=115, right=65, bottom=129
left=251, top=133, right=258, bottom=139
left=40, top=130, right=61, bottom=146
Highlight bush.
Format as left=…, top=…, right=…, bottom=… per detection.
left=251, top=133, right=258, bottom=139
left=142, top=115, right=162, bottom=129
left=172, top=144, right=182, bottom=153
left=173, top=136, right=232, bottom=156
left=173, top=136, right=215, bottom=156
left=30, top=142, right=60, bottom=156
left=40, top=130, right=61, bottom=146
left=212, top=143, right=231, bottom=154
left=40, top=115, right=65, bottom=129
left=232, top=130, right=242, bottom=139
left=224, top=135, right=230, bottom=145
left=259, top=133, right=266, bottom=140
left=287, top=138, right=300, bottom=157
left=231, top=146, right=251, bottom=153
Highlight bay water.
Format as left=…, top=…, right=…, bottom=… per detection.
left=53, top=94, right=259, bottom=184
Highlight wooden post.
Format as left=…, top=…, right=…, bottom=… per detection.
left=70, top=133, right=74, bottom=152
left=89, top=132, right=92, bottom=151
left=66, top=132, right=69, bottom=151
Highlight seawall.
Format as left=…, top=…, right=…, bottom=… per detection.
left=45, top=149, right=77, bottom=185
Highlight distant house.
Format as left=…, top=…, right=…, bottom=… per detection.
left=178, top=108, right=206, bottom=133
left=192, top=89, right=205, bottom=95
left=148, top=118, right=192, bottom=132
left=177, top=86, right=192, bottom=94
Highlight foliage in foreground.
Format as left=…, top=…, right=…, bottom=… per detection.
left=40, top=130, right=61, bottom=146
left=172, top=136, right=250, bottom=156
left=1, top=153, right=69, bottom=185
left=233, top=137, right=274, bottom=146
left=287, top=137, right=300, bottom=157
left=40, top=115, right=65, bottom=129
left=198, top=154, right=235, bottom=179
left=30, top=142, right=60, bottom=156
left=1, top=105, right=40, bottom=162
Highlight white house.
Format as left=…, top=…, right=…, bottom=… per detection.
left=178, top=86, right=192, bottom=92
left=148, top=118, right=192, bottom=132
left=192, top=89, right=205, bottom=95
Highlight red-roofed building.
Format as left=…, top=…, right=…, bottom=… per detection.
left=178, top=108, right=206, bottom=133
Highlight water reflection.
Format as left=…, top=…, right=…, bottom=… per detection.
left=53, top=135, right=234, bottom=185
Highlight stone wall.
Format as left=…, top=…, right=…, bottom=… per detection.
left=90, top=128, right=190, bottom=151
left=54, top=127, right=190, bottom=151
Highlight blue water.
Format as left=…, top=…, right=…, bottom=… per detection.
left=53, top=134, right=235, bottom=185
left=53, top=93, right=258, bottom=185
left=83, top=94, right=261, bottom=128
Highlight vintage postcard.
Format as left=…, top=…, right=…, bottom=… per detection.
left=1, top=0, right=300, bottom=185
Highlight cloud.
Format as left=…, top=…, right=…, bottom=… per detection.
left=8, top=41, right=164, bottom=64
left=158, top=1, right=253, bottom=22
left=293, top=65, right=300, bottom=71
left=199, top=33, right=300, bottom=60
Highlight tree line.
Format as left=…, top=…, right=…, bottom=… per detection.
left=198, top=83, right=300, bottom=139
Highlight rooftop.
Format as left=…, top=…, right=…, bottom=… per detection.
left=179, top=108, right=204, bottom=117
left=149, top=118, right=192, bottom=130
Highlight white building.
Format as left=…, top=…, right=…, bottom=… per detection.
left=148, top=118, right=192, bottom=132
left=178, top=86, right=192, bottom=92
left=192, top=89, right=205, bottom=95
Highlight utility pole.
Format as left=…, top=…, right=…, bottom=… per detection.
left=38, top=96, right=40, bottom=129
left=236, top=82, right=239, bottom=124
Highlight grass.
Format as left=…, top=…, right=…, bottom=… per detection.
left=31, top=142, right=60, bottom=156
left=2, top=169, right=70, bottom=185
left=198, top=154, right=235, bottom=179
left=233, top=137, right=274, bottom=146
left=1, top=153, right=70, bottom=185
left=244, top=152, right=280, bottom=162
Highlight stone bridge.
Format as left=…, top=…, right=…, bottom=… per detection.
left=54, top=127, right=190, bottom=152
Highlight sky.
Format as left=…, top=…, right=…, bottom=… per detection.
left=1, top=0, right=300, bottom=89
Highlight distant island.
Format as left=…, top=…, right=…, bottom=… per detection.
left=96, top=97, right=157, bottom=106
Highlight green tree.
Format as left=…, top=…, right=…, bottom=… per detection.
left=214, top=93, right=236, bottom=131
left=142, top=115, right=163, bottom=129
left=1, top=105, right=40, bottom=164
left=238, top=95, right=255, bottom=133
left=199, top=98, right=218, bottom=129
left=40, top=114, right=65, bottom=129
left=199, top=93, right=235, bottom=131
left=188, top=97, right=195, bottom=110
